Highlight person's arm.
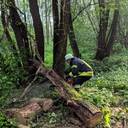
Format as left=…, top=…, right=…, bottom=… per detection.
left=71, top=64, right=79, bottom=76
left=64, top=66, right=71, bottom=75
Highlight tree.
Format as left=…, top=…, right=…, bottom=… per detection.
left=95, top=0, right=119, bottom=60
left=68, top=0, right=81, bottom=57
left=1, top=0, right=12, bottom=42
left=52, top=0, right=69, bottom=77
left=8, top=0, right=31, bottom=70
left=29, top=0, right=45, bottom=61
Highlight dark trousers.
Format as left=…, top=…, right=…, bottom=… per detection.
left=73, top=76, right=92, bottom=86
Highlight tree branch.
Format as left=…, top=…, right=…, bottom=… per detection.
left=73, top=1, right=98, bottom=22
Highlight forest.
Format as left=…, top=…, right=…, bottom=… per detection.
left=0, top=0, right=128, bottom=128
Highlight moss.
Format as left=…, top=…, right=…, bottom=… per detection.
left=62, top=81, right=82, bottom=101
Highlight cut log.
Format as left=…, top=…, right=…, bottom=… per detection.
left=5, top=98, right=53, bottom=125
left=68, top=117, right=82, bottom=126
left=18, top=124, right=30, bottom=128
left=29, top=98, right=53, bottom=111
left=6, top=102, right=41, bottom=125
left=31, top=60, right=102, bottom=128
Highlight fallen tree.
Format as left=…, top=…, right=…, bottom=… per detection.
left=29, top=60, right=102, bottom=128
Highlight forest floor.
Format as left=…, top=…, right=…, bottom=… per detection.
left=6, top=81, right=83, bottom=128
left=5, top=80, right=128, bottom=128
left=2, top=49, right=128, bottom=128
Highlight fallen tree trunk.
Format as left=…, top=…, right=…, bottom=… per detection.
left=30, top=60, right=102, bottom=128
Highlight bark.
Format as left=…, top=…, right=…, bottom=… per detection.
left=105, top=10, right=119, bottom=55
left=45, top=0, right=49, bottom=44
left=29, top=0, right=45, bottom=61
left=1, top=1, right=12, bottom=42
left=68, top=0, right=81, bottom=57
left=52, top=0, right=69, bottom=77
left=8, top=0, right=30, bottom=69
left=52, top=0, right=59, bottom=70
left=31, top=60, right=102, bottom=128
left=95, top=0, right=119, bottom=60
left=118, top=19, right=128, bottom=49
left=1, top=1, right=17, bottom=52
left=123, top=37, right=128, bottom=49
left=95, top=0, right=110, bottom=60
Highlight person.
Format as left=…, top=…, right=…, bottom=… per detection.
left=64, top=53, right=94, bottom=86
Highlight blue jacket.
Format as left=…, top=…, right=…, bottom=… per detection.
left=65, top=57, right=93, bottom=77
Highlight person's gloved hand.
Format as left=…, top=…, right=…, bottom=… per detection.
left=67, top=78, right=74, bottom=85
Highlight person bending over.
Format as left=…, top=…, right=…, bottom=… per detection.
left=64, top=54, right=93, bottom=86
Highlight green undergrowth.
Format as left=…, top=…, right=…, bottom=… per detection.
left=0, top=112, right=17, bottom=128
left=0, top=29, right=128, bottom=127
left=79, top=49, right=128, bottom=108
left=45, top=43, right=53, bottom=67
left=77, top=49, right=128, bottom=127
left=0, top=40, right=25, bottom=108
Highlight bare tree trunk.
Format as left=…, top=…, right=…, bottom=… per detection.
left=52, top=0, right=60, bottom=70
left=95, top=0, right=119, bottom=60
left=95, top=0, right=111, bottom=60
left=1, top=1, right=12, bottom=42
left=29, top=0, right=45, bottom=61
left=45, top=0, right=49, bottom=44
left=8, top=0, right=30, bottom=70
left=52, top=0, right=69, bottom=77
left=68, top=0, right=81, bottom=57
left=106, top=7, right=119, bottom=56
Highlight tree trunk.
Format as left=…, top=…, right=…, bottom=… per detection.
left=31, top=59, right=102, bottom=128
left=1, top=1, right=12, bottom=42
left=45, top=0, right=49, bottom=44
left=29, top=0, right=45, bottom=61
left=52, top=0, right=69, bottom=77
left=8, top=0, right=30, bottom=70
left=106, top=8, right=119, bottom=56
left=52, top=0, right=60, bottom=72
left=95, top=0, right=119, bottom=60
left=95, top=0, right=110, bottom=60
left=68, top=0, right=81, bottom=57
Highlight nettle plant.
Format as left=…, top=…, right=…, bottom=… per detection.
left=80, top=87, right=115, bottom=107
